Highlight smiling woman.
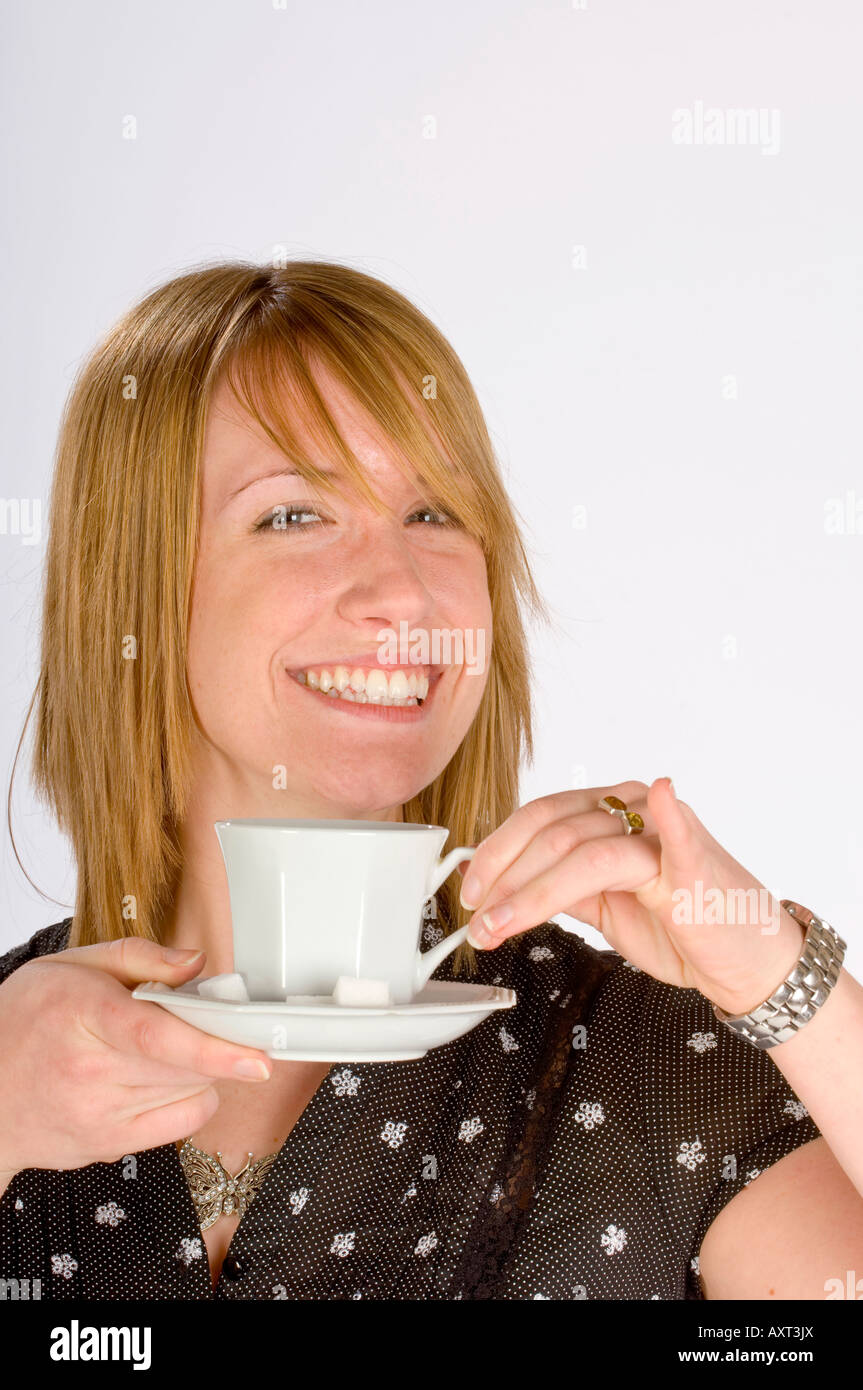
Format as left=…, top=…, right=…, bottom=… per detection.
left=17, top=258, right=546, bottom=962
left=0, top=259, right=844, bottom=1302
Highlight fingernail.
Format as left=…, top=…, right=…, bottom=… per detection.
left=481, top=903, right=513, bottom=932
left=466, top=922, right=492, bottom=949
left=460, top=873, right=482, bottom=909
left=234, top=1058, right=271, bottom=1080
left=164, top=947, right=204, bottom=964
left=666, top=778, right=676, bottom=798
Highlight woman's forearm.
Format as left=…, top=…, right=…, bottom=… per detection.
left=767, top=963, right=863, bottom=1200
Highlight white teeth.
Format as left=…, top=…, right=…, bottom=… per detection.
left=291, top=664, right=434, bottom=708
left=365, top=669, right=388, bottom=703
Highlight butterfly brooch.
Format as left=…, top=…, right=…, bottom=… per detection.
left=177, top=1140, right=279, bottom=1231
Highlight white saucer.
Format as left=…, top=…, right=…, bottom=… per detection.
left=131, top=978, right=517, bottom=1061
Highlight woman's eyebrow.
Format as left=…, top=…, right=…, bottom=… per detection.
left=224, top=463, right=438, bottom=508
left=224, top=465, right=333, bottom=506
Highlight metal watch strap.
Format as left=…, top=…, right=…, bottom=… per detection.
left=711, top=900, right=846, bottom=1050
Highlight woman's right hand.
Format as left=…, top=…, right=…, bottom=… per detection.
left=0, top=936, right=273, bottom=1184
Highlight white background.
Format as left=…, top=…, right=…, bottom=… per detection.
left=1, top=0, right=860, bottom=975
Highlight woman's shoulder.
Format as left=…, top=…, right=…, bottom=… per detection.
left=0, top=917, right=73, bottom=986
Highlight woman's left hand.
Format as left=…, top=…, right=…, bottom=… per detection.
left=459, top=777, right=807, bottom=1016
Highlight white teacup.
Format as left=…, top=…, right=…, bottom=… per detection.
left=214, top=819, right=477, bottom=1004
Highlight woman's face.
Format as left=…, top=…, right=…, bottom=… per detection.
left=185, top=365, right=493, bottom=819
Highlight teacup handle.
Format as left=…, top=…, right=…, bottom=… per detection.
left=414, top=846, right=477, bottom=992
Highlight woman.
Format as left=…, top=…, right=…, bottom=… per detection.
left=0, top=261, right=861, bottom=1300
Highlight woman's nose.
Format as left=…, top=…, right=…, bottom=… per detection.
left=337, top=521, right=435, bottom=621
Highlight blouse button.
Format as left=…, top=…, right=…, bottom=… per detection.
left=221, top=1255, right=244, bottom=1281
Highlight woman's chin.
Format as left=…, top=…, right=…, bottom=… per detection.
left=302, top=783, right=428, bottom=818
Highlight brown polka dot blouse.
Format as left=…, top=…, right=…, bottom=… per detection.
left=0, top=916, right=821, bottom=1299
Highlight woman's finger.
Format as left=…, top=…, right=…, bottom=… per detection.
left=48, top=936, right=208, bottom=988
left=467, top=831, right=663, bottom=946
left=460, top=781, right=650, bottom=909
left=86, top=1050, right=225, bottom=1088
left=120, top=1087, right=223, bottom=1155
left=464, top=801, right=655, bottom=916
left=111, top=1080, right=223, bottom=1122
left=86, top=993, right=272, bottom=1082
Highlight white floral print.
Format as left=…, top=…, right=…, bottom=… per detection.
left=676, top=1137, right=707, bottom=1172
left=330, top=1067, right=361, bottom=1098
left=414, top=1232, right=438, bottom=1257
left=573, top=1100, right=605, bottom=1131
left=499, top=1025, right=519, bottom=1053
left=381, top=1121, right=408, bottom=1149
left=288, top=1187, right=309, bottom=1215
left=51, top=1253, right=78, bottom=1279
left=176, top=1237, right=202, bottom=1266
left=600, top=1224, right=628, bottom=1255
left=94, top=1200, right=126, bottom=1226
left=331, top=1232, right=356, bottom=1258
left=783, top=1098, right=808, bottom=1121
left=687, top=1031, right=718, bottom=1053
left=458, top=1116, right=484, bottom=1143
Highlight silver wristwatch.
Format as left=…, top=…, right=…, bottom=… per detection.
left=711, top=900, right=846, bottom=1050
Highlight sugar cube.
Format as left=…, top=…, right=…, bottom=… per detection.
left=197, top=973, right=250, bottom=1003
left=332, top=976, right=393, bottom=1007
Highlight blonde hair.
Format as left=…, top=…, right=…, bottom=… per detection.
left=11, top=259, right=551, bottom=976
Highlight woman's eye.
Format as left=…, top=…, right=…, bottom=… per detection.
left=253, top=504, right=459, bottom=533
left=409, top=506, right=459, bottom=527
left=253, top=506, right=326, bottom=533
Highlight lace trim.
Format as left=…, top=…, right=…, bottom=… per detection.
left=449, top=947, right=619, bottom=1298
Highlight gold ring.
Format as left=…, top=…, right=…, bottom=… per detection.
left=597, top=794, right=644, bottom=836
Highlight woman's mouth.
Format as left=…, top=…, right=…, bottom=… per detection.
left=284, top=663, right=445, bottom=722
